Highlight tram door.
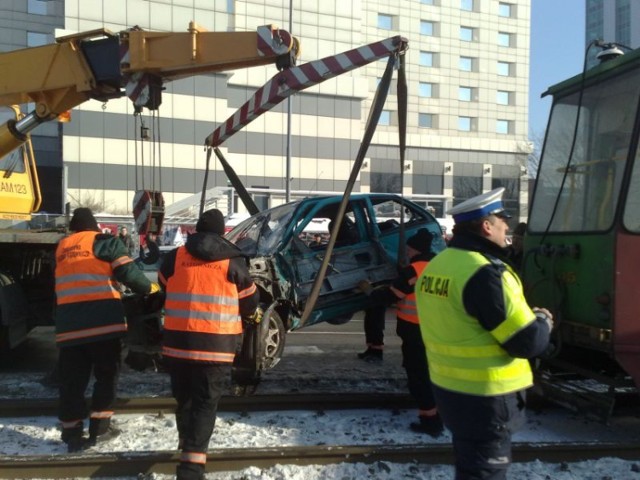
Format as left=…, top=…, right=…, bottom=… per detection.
left=613, top=136, right=640, bottom=388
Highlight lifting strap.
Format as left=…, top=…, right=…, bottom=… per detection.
left=299, top=52, right=406, bottom=328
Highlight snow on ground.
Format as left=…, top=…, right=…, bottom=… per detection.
left=2, top=405, right=640, bottom=479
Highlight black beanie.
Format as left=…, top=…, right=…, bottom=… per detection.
left=406, top=228, right=434, bottom=254
left=69, top=207, right=100, bottom=232
left=196, top=209, right=225, bottom=234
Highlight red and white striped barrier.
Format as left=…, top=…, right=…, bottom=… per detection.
left=204, top=36, right=408, bottom=147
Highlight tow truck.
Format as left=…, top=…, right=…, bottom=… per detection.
left=0, top=23, right=299, bottom=354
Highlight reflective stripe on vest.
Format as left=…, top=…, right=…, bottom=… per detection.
left=396, top=260, right=428, bottom=324
left=55, top=232, right=121, bottom=305
left=163, top=247, right=242, bottom=363
left=56, top=324, right=127, bottom=343
left=417, top=247, right=534, bottom=396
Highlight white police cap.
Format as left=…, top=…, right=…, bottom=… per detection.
left=447, top=187, right=512, bottom=223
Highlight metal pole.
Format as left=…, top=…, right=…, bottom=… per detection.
left=285, top=0, right=293, bottom=202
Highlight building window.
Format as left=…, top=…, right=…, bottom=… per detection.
left=226, top=0, right=234, bottom=13
left=420, top=20, right=435, bottom=36
left=459, top=86, right=476, bottom=102
left=378, top=14, right=393, bottom=30
left=461, top=0, right=474, bottom=11
left=498, top=2, right=513, bottom=17
left=497, top=90, right=512, bottom=105
left=458, top=116, right=475, bottom=132
left=419, top=82, right=434, bottom=97
left=460, top=26, right=475, bottom=42
left=420, top=51, right=435, bottom=67
left=497, top=61, right=512, bottom=76
left=421, top=0, right=434, bottom=4
left=459, top=56, right=475, bottom=72
left=498, top=32, right=513, bottom=47
left=379, top=110, right=391, bottom=126
left=27, top=31, right=49, bottom=47
left=27, top=0, right=47, bottom=15
left=496, top=119, right=512, bottom=134
left=419, top=113, right=435, bottom=128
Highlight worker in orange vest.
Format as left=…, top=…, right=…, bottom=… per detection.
left=159, top=209, right=259, bottom=480
left=55, top=208, right=159, bottom=452
left=359, top=228, right=443, bottom=436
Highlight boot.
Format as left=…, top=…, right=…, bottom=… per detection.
left=410, top=413, right=444, bottom=437
left=87, top=417, right=121, bottom=447
left=61, top=422, right=86, bottom=453
left=357, top=347, right=383, bottom=362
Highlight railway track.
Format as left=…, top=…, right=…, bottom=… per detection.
left=2, top=442, right=639, bottom=479
left=0, top=392, right=417, bottom=417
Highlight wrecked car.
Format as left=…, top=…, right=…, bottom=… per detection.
left=226, top=193, right=446, bottom=383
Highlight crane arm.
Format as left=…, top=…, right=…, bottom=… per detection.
left=0, top=24, right=299, bottom=158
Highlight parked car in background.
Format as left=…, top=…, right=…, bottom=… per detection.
left=225, top=193, right=446, bottom=377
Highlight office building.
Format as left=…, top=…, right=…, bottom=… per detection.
left=1, top=0, right=531, bottom=220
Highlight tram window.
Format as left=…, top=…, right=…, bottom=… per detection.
left=623, top=148, right=640, bottom=233
left=529, top=69, right=640, bottom=233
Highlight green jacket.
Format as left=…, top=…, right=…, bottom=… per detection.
left=55, top=232, right=152, bottom=347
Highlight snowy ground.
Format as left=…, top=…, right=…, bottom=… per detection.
left=2, top=402, right=640, bottom=479
left=2, top=327, right=640, bottom=479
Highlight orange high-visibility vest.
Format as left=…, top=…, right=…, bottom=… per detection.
left=395, top=260, right=429, bottom=324
left=55, top=231, right=126, bottom=345
left=55, top=231, right=122, bottom=305
left=162, top=247, right=243, bottom=364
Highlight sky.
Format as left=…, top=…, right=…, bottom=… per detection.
left=529, top=0, right=586, bottom=139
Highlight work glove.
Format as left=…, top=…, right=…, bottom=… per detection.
left=356, top=279, right=373, bottom=296
left=533, top=307, right=554, bottom=332
left=242, top=309, right=263, bottom=326
left=149, top=282, right=161, bottom=294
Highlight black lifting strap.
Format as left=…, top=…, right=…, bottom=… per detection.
left=299, top=53, right=403, bottom=328
left=397, top=53, right=408, bottom=268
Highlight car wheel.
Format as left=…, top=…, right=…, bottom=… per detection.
left=261, top=307, right=285, bottom=370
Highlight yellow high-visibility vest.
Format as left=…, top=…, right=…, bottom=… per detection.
left=416, top=247, right=534, bottom=396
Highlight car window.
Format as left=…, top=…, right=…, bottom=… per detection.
left=227, top=203, right=297, bottom=255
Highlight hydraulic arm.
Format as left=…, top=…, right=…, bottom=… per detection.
left=0, top=23, right=299, bottom=160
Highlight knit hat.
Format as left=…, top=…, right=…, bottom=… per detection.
left=196, top=209, right=225, bottom=234
left=406, top=228, right=434, bottom=254
left=69, top=207, right=100, bottom=232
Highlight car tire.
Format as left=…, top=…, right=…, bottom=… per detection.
left=261, top=307, right=286, bottom=369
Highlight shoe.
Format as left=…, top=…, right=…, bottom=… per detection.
left=357, top=347, right=383, bottom=362
left=66, top=435, right=88, bottom=453
left=410, top=414, right=444, bottom=437
left=61, top=423, right=86, bottom=453
left=86, top=426, right=122, bottom=448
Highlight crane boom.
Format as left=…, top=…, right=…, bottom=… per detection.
left=0, top=24, right=298, bottom=159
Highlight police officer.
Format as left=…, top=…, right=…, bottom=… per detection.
left=159, top=209, right=259, bottom=480
left=416, top=188, right=553, bottom=479
left=55, top=208, right=159, bottom=452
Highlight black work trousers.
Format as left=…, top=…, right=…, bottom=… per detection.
left=58, top=337, right=122, bottom=424
left=363, top=307, right=385, bottom=347
left=169, top=361, right=230, bottom=480
left=395, top=319, right=436, bottom=412
left=432, top=384, right=527, bottom=480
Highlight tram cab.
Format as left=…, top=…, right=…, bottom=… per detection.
left=525, top=47, right=640, bottom=415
